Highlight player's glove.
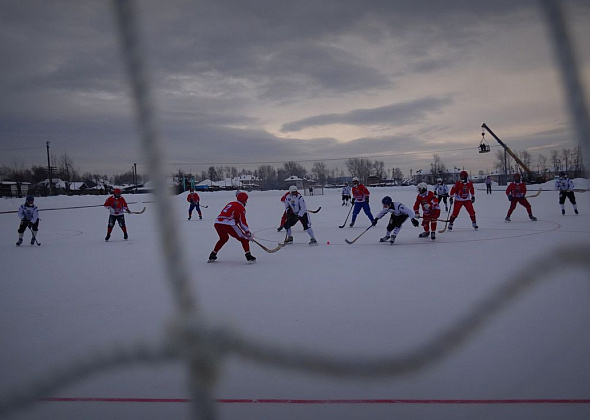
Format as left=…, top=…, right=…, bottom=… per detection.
left=507, top=194, right=513, bottom=201
left=471, top=196, right=476, bottom=203
left=245, top=231, right=253, bottom=241
left=371, top=218, right=378, bottom=226
left=365, top=197, right=369, bottom=203
left=28, top=221, right=34, bottom=228
left=351, top=198, right=355, bottom=204
left=411, top=218, right=419, bottom=227
left=449, top=197, right=454, bottom=205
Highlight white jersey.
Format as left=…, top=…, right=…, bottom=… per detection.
left=555, top=178, right=574, bottom=192
left=18, top=203, right=39, bottom=223
left=375, top=202, right=414, bottom=219
left=341, top=185, right=351, bottom=196
left=433, top=183, right=448, bottom=196
left=284, top=192, right=308, bottom=217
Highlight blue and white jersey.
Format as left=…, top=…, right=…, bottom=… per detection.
left=433, top=183, right=449, bottom=196
left=341, top=185, right=351, bottom=196
left=555, top=178, right=574, bottom=192
left=284, top=193, right=308, bottom=217
left=18, top=203, right=39, bottom=223
left=375, top=202, right=414, bottom=219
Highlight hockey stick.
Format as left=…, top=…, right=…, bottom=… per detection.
left=339, top=206, right=353, bottom=228
left=129, top=206, right=146, bottom=214
left=438, top=201, right=454, bottom=233
left=525, top=189, right=542, bottom=198
left=200, top=204, right=209, bottom=208
left=27, top=225, right=41, bottom=246
left=345, top=225, right=373, bottom=244
left=252, top=239, right=285, bottom=253
left=309, top=207, right=321, bottom=213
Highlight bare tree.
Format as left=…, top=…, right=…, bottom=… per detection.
left=311, top=161, right=328, bottom=185
left=550, top=150, right=560, bottom=172
left=373, top=160, right=386, bottom=180
left=284, top=161, right=307, bottom=178
left=257, top=164, right=277, bottom=189
left=345, top=158, right=372, bottom=183
left=537, top=154, right=548, bottom=176
left=561, top=148, right=572, bottom=173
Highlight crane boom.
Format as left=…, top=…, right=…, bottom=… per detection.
left=481, top=123, right=536, bottom=180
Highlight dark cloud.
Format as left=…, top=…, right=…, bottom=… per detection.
left=281, top=97, right=452, bottom=132
left=0, top=0, right=588, bottom=177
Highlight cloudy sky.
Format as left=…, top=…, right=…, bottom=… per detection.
left=1, top=0, right=589, bottom=178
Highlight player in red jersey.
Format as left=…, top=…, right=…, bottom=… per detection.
left=448, top=171, right=478, bottom=230
left=104, top=188, right=131, bottom=241
left=187, top=188, right=202, bottom=220
left=413, top=182, right=441, bottom=240
left=208, top=192, right=256, bottom=263
left=504, top=173, right=537, bottom=222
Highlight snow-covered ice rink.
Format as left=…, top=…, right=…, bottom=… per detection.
left=1, top=181, right=589, bottom=420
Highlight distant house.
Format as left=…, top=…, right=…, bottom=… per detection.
left=0, top=181, right=31, bottom=198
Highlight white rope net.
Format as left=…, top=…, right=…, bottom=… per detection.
left=0, top=1, right=588, bottom=419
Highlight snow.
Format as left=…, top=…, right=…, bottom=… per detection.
left=1, top=180, right=589, bottom=420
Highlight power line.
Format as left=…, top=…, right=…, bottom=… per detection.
left=169, top=145, right=487, bottom=167
left=0, top=146, right=45, bottom=151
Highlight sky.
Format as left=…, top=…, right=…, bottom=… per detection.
left=1, top=0, right=589, bottom=178
left=1, top=182, right=589, bottom=419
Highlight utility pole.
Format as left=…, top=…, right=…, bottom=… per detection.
left=46, top=141, right=53, bottom=196
left=133, top=163, right=137, bottom=194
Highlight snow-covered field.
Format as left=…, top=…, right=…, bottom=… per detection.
left=1, top=180, right=589, bottom=420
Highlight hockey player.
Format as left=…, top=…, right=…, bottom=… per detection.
left=372, top=196, right=419, bottom=244
left=209, top=192, right=256, bottom=263
left=349, top=177, right=375, bottom=227
left=104, top=188, right=131, bottom=241
left=187, top=188, right=202, bottom=220
left=413, top=182, right=441, bottom=240
left=505, top=173, right=537, bottom=222
left=433, top=178, right=449, bottom=211
left=282, top=185, right=317, bottom=245
left=555, top=171, right=578, bottom=215
left=341, top=182, right=351, bottom=206
left=485, top=176, right=493, bottom=194
left=448, top=171, right=478, bottom=230
left=277, top=190, right=290, bottom=231
left=16, top=195, right=39, bottom=246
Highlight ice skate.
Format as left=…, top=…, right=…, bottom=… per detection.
left=418, top=231, right=430, bottom=238
left=105, top=234, right=110, bottom=241
left=447, top=223, right=453, bottom=231
left=389, top=235, right=396, bottom=244
left=309, top=237, right=318, bottom=246
left=379, top=235, right=390, bottom=242
left=284, top=236, right=294, bottom=244
left=16, top=238, right=23, bottom=246
left=245, top=252, right=256, bottom=263
left=529, top=215, right=537, bottom=221
left=30, top=237, right=36, bottom=245
left=505, top=216, right=511, bottom=222
left=472, top=222, right=478, bottom=230
left=562, top=209, right=565, bottom=215
left=430, top=232, right=436, bottom=240
left=124, top=232, right=128, bottom=240
left=208, top=251, right=217, bottom=262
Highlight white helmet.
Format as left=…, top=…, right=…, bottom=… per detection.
left=352, top=177, right=359, bottom=183
left=437, top=178, right=442, bottom=183
left=289, top=185, right=297, bottom=193
left=417, top=182, right=428, bottom=193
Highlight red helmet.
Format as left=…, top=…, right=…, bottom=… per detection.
left=236, top=192, right=248, bottom=205
left=113, top=188, right=122, bottom=196
left=460, top=171, right=468, bottom=181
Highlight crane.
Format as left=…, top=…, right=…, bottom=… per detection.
left=480, top=123, right=543, bottom=183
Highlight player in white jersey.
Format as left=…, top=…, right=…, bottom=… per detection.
left=371, top=196, right=419, bottom=244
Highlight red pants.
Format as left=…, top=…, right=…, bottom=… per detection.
left=450, top=200, right=476, bottom=222
left=507, top=198, right=532, bottom=217
left=214, top=223, right=250, bottom=253
left=422, top=209, right=441, bottom=232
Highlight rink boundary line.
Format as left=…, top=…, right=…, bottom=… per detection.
left=39, top=397, right=590, bottom=404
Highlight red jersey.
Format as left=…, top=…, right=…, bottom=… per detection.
left=280, top=192, right=289, bottom=202
left=351, top=184, right=370, bottom=202
left=187, top=192, right=200, bottom=203
left=413, top=191, right=440, bottom=215
left=506, top=182, right=527, bottom=198
left=215, top=201, right=249, bottom=233
left=450, top=180, right=475, bottom=201
left=104, top=196, right=129, bottom=216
